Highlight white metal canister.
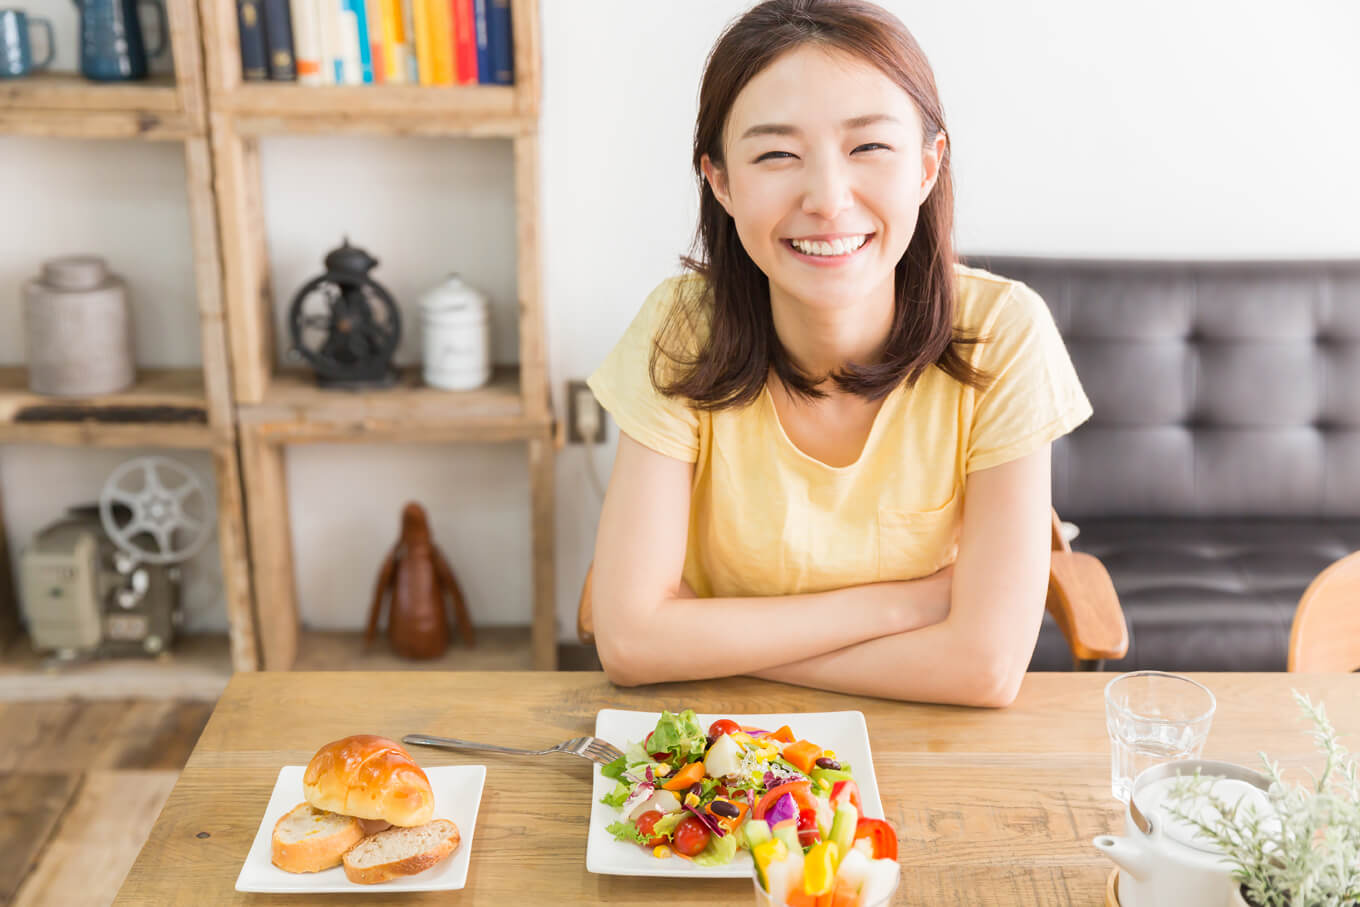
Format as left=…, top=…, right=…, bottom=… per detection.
left=22, top=255, right=136, bottom=396
left=419, top=274, right=491, bottom=391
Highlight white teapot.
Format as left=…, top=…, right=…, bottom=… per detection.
left=1094, top=760, right=1272, bottom=907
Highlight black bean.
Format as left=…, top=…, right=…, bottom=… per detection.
left=815, top=757, right=842, bottom=771
left=710, top=800, right=739, bottom=818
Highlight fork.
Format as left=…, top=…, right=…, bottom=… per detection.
left=402, top=733, right=625, bottom=766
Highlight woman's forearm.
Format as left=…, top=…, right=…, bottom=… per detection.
left=749, top=613, right=1029, bottom=708
left=596, top=571, right=951, bottom=686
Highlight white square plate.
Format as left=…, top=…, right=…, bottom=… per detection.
left=586, top=710, right=883, bottom=878
left=235, top=764, right=487, bottom=893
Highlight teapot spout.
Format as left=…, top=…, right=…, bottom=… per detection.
left=1093, top=833, right=1153, bottom=881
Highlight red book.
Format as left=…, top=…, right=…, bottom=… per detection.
left=451, top=0, right=477, bottom=84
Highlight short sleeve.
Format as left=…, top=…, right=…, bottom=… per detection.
left=966, top=281, right=1093, bottom=473
left=587, top=277, right=702, bottom=462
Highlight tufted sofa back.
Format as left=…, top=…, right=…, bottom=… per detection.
left=965, top=258, right=1360, bottom=519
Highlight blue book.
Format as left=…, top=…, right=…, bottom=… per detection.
left=487, top=0, right=512, bottom=85
left=261, top=0, right=297, bottom=80
left=340, top=0, right=374, bottom=83
left=237, top=0, right=269, bottom=80
left=474, top=0, right=492, bottom=85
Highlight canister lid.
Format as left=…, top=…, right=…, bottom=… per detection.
left=41, top=256, right=111, bottom=291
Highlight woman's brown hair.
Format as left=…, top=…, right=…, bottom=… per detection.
left=652, top=0, right=989, bottom=409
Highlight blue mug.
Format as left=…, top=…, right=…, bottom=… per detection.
left=75, top=0, right=168, bottom=81
left=0, top=9, right=54, bottom=78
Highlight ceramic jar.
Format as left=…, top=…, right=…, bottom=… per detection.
left=419, top=274, right=491, bottom=390
left=23, top=255, right=136, bottom=396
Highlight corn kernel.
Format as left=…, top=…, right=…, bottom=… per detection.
left=653, top=845, right=673, bottom=859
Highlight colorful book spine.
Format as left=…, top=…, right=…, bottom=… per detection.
left=429, top=0, right=453, bottom=84
left=487, top=0, right=511, bottom=85
left=341, top=0, right=374, bottom=83
left=364, top=0, right=385, bottom=83
left=319, top=0, right=344, bottom=83
left=402, top=0, right=418, bottom=84
left=411, top=0, right=434, bottom=84
left=262, top=0, right=298, bottom=80
left=237, top=0, right=268, bottom=81
left=472, top=0, right=490, bottom=85
left=289, top=0, right=325, bottom=83
left=378, top=0, right=408, bottom=82
left=451, top=0, right=475, bottom=84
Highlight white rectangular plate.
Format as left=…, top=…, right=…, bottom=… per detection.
left=235, top=764, right=486, bottom=893
left=587, top=710, right=882, bottom=878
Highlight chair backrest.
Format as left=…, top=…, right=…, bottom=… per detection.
left=1288, top=550, right=1360, bottom=672
left=968, top=257, right=1360, bottom=520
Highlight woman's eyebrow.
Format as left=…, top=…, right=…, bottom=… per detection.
left=738, top=114, right=901, bottom=141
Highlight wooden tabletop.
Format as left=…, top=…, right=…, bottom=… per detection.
left=115, top=671, right=1360, bottom=906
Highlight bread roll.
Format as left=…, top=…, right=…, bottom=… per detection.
left=342, top=818, right=461, bottom=884
left=271, top=803, right=365, bottom=873
left=303, top=735, right=434, bottom=827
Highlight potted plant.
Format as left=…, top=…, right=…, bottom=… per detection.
left=1162, top=691, right=1360, bottom=907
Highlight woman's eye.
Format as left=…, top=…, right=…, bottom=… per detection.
left=852, top=143, right=891, bottom=154
left=755, top=151, right=795, bottom=162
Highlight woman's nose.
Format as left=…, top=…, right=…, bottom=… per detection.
left=800, top=159, right=854, bottom=220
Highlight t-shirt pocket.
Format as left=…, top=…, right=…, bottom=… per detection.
left=877, top=490, right=963, bottom=580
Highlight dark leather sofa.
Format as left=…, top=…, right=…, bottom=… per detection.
left=965, top=257, right=1360, bottom=672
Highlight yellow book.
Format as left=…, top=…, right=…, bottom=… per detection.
left=411, top=0, right=434, bottom=84
left=379, top=0, right=406, bottom=82
left=428, top=0, right=453, bottom=84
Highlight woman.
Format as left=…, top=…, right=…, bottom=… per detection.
left=586, top=0, right=1091, bottom=706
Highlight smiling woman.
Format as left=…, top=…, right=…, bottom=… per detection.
left=585, top=0, right=1093, bottom=706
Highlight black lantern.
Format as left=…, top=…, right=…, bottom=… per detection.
left=288, top=239, right=401, bottom=389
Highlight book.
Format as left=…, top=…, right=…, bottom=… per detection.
left=289, top=0, right=326, bottom=83
left=262, top=0, right=298, bottom=80
left=487, top=0, right=511, bottom=85
left=237, top=0, right=268, bottom=81
left=472, top=0, right=490, bottom=84
left=429, top=0, right=453, bottom=84
left=411, top=0, right=434, bottom=84
left=341, top=0, right=374, bottom=83
left=378, top=0, right=408, bottom=82
left=364, top=0, right=385, bottom=83
left=319, top=0, right=344, bottom=82
left=451, top=0, right=475, bottom=84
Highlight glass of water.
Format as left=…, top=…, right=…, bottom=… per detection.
left=1104, top=671, right=1216, bottom=802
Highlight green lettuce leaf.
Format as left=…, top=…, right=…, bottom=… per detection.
left=600, top=781, right=631, bottom=809
left=606, top=820, right=647, bottom=845
left=649, top=709, right=707, bottom=762
left=600, top=754, right=628, bottom=780
left=692, top=829, right=739, bottom=866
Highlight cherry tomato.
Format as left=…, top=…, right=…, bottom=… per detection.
left=634, top=810, right=669, bottom=848
left=672, top=814, right=711, bottom=857
left=853, top=817, right=899, bottom=861
left=796, top=807, right=820, bottom=847
left=708, top=718, right=741, bottom=739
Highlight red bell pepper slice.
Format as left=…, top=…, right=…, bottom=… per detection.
left=753, top=780, right=816, bottom=821
left=853, top=817, right=898, bottom=861
left=830, top=778, right=862, bottom=813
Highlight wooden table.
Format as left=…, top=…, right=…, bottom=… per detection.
left=115, top=672, right=1360, bottom=905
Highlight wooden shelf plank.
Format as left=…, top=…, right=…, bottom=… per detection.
left=238, top=365, right=550, bottom=442
left=0, top=72, right=181, bottom=111
left=223, top=83, right=526, bottom=136
left=0, top=110, right=195, bottom=140
left=0, top=367, right=221, bottom=447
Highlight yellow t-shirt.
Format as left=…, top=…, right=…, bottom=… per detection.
left=586, top=263, right=1093, bottom=599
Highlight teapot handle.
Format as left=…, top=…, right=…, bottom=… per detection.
left=138, top=0, right=169, bottom=58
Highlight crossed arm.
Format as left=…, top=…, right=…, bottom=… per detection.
left=590, top=432, right=1052, bottom=707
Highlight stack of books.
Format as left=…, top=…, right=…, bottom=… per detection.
left=236, top=0, right=513, bottom=85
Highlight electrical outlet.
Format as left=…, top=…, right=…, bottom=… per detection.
left=566, top=380, right=607, bottom=444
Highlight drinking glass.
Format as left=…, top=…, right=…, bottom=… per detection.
left=1105, top=670, right=1216, bottom=802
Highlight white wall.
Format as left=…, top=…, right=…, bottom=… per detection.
left=3, top=1, right=1358, bottom=640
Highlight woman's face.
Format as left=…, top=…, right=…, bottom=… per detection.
left=703, top=45, right=946, bottom=311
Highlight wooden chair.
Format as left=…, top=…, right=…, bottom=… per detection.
left=578, top=510, right=1129, bottom=670
left=1288, top=550, right=1360, bottom=672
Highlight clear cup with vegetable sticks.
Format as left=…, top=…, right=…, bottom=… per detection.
left=747, top=802, right=899, bottom=907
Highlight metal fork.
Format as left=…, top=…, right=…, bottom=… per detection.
left=402, top=733, right=625, bottom=766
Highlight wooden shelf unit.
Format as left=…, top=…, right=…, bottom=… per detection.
left=201, top=0, right=556, bottom=671
left=0, top=0, right=259, bottom=673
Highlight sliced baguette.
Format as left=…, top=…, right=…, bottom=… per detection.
left=271, top=802, right=365, bottom=873
left=341, top=818, right=461, bottom=884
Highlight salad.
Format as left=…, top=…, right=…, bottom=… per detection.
left=598, top=710, right=898, bottom=872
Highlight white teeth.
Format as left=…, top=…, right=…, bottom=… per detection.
left=790, top=235, right=868, bottom=256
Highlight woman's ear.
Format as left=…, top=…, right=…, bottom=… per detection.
left=919, top=130, right=947, bottom=203
left=700, top=154, right=735, bottom=216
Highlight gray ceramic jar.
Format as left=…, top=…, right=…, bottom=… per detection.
left=23, top=255, right=136, bottom=396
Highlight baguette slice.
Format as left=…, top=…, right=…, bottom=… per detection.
left=341, top=818, right=461, bottom=884
left=271, top=802, right=365, bottom=873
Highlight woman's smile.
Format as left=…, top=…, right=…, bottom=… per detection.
left=783, top=232, right=876, bottom=267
